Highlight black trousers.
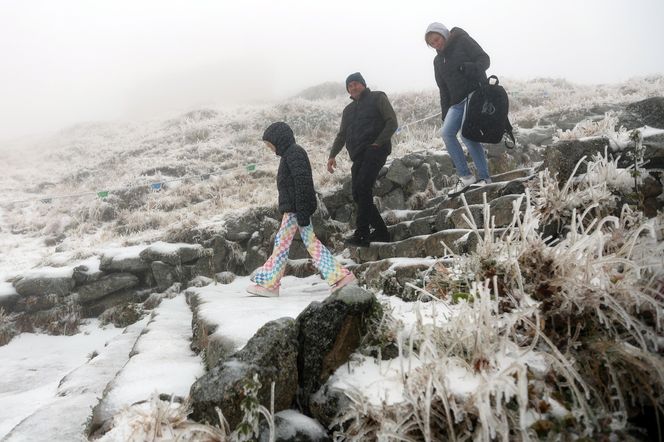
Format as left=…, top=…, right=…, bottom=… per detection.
left=351, top=147, right=389, bottom=238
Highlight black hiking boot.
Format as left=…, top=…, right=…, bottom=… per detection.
left=345, top=233, right=370, bottom=247
left=368, top=230, right=390, bottom=243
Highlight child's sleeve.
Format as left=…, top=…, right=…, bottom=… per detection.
left=286, top=150, right=315, bottom=226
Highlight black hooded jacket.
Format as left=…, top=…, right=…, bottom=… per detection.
left=262, top=122, right=317, bottom=226
left=433, top=27, right=490, bottom=118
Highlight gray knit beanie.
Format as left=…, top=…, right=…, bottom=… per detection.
left=425, top=22, right=450, bottom=44
left=345, top=72, right=367, bottom=91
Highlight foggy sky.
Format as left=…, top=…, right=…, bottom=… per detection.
left=1, top=0, right=663, bottom=142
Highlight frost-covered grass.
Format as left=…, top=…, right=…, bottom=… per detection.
left=331, top=154, right=664, bottom=440
left=1, top=75, right=663, bottom=272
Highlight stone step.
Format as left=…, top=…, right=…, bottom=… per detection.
left=1, top=319, right=149, bottom=442
left=354, top=229, right=478, bottom=263
left=423, top=169, right=534, bottom=211
left=88, top=294, right=204, bottom=436
left=355, top=257, right=439, bottom=301
left=382, top=193, right=525, bottom=244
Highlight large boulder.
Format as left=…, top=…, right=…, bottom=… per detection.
left=541, top=137, right=610, bottom=183
left=296, top=285, right=376, bottom=411
left=385, top=159, right=412, bottom=187
left=489, top=195, right=526, bottom=227
left=450, top=205, right=484, bottom=229
left=76, top=273, right=139, bottom=303
left=99, top=247, right=150, bottom=273
left=139, top=241, right=208, bottom=266
left=79, top=288, right=151, bottom=318
left=224, top=206, right=280, bottom=242
left=205, top=235, right=245, bottom=275
left=620, top=97, right=664, bottom=130
left=409, top=163, right=432, bottom=194
left=151, top=261, right=180, bottom=292
left=0, top=283, right=19, bottom=312
left=190, top=317, right=299, bottom=429
left=72, top=261, right=103, bottom=285
left=13, top=268, right=75, bottom=297
left=380, top=188, right=406, bottom=210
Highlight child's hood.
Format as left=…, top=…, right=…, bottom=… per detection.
left=262, top=122, right=296, bottom=156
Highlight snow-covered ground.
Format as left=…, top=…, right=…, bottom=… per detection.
left=0, top=320, right=125, bottom=439
left=0, top=272, right=343, bottom=440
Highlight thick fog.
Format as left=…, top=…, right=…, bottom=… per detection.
left=1, top=0, right=663, bottom=141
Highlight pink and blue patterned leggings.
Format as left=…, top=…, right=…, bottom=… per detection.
left=253, top=213, right=350, bottom=289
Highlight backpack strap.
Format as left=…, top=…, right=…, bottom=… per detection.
left=504, top=119, right=516, bottom=149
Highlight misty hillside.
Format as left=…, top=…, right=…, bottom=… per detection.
left=1, top=75, right=663, bottom=278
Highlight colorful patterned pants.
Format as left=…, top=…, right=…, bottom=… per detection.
left=253, top=213, right=350, bottom=289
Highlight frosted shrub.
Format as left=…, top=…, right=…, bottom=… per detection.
left=552, top=111, right=627, bottom=143
left=530, top=157, right=616, bottom=230
left=335, top=285, right=593, bottom=441
left=97, top=395, right=230, bottom=442
left=337, top=159, right=663, bottom=440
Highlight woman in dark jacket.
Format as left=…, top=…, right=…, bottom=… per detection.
left=426, top=22, right=492, bottom=194
left=247, top=122, right=356, bottom=297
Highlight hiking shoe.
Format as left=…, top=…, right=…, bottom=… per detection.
left=246, top=283, right=280, bottom=297
left=331, top=272, right=357, bottom=292
left=345, top=233, right=370, bottom=247
left=470, top=178, right=492, bottom=187
left=368, top=230, right=390, bottom=243
left=448, top=175, right=477, bottom=197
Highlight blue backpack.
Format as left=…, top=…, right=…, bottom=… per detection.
left=462, top=75, right=516, bottom=148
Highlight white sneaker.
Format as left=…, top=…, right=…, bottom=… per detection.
left=246, top=283, right=280, bottom=297
left=449, top=175, right=476, bottom=194
left=470, top=178, right=492, bottom=187
left=331, top=272, right=357, bottom=293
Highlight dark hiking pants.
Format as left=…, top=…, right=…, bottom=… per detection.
left=351, top=147, right=389, bottom=238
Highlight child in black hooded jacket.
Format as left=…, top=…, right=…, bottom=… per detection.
left=247, top=122, right=356, bottom=297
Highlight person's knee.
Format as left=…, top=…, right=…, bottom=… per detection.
left=441, top=126, right=458, bottom=143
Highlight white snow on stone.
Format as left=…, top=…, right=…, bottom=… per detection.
left=0, top=281, right=17, bottom=298
left=20, top=265, right=74, bottom=279
left=273, top=409, right=328, bottom=440
left=193, top=274, right=331, bottom=351
left=0, top=320, right=125, bottom=439
left=145, top=241, right=202, bottom=254
left=99, top=245, right=148, bottom=260
left=93, top=294, right=204, bottom=425
left=1, top=319, right=148, bottom=442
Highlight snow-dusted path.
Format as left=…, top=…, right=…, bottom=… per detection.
left=0, top=273, right=337, bottom=441
left=91, top=294, right=205, bottom=430
left=0, top=321, right=126, bottom=440
left=192, top=274, right=332, bottom=351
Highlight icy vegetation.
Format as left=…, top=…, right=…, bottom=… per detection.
left=1, top=76, right=663, bottom=440
left=1, top=75, right=663, bottom=275
left=325, top=154, right=663, bottom=440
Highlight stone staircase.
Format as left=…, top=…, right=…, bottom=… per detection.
left=351, top=167, right=534, bottom=264
left=1, top=318, right=149, bottom=442
left=348, top=167, right=536, bottom=300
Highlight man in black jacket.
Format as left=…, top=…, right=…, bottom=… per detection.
left=327, top=72, right=398, bottom=247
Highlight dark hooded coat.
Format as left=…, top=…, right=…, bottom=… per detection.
left=433, top=27, right=490, bottom=118
left=262, top=122, right=317, bottom=226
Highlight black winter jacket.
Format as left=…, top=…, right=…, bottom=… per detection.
left=330, top=88, right=398, bottom=162
left=262, top=122, right=317, bottom=226
left=433, top=27, right=490, bottom=119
